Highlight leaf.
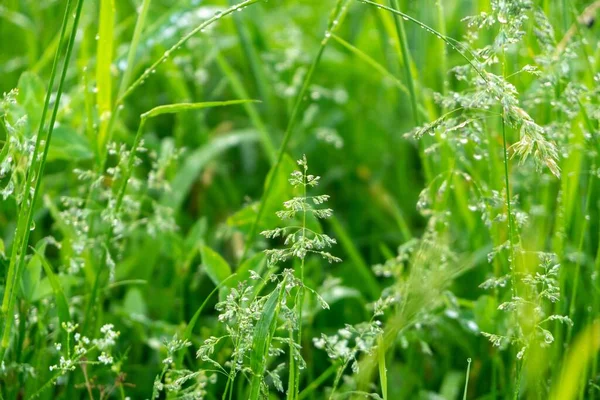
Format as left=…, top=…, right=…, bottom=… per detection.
left=47, top=125, right=93, bottom=161
left=199, top=245, right=232, bottom=286
left=16, top=71, right=45, bottom=134
left=142, top=99, right=260, bottom=119
left=20, top=253, right=42, bottom=302
left=378, top=335, right=388, bottom=400
left=163, top=130, right=259, bottom=209
left=249, top=285, right=285, bottom=400
left=123, top=287, right=148, bottom=316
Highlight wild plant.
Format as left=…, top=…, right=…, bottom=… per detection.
left=152, top=336, right=216, bottom=400
left=481, top=252, right=572, bottom=346
left=34, top=322, right=121, bottom=397
left=261, top=155, right=340, bottom=398
left=0, top=89, right=30, bottom=203
left=317, top=215, right=469, bottom=399
left=177, top=156, right=340, bottom=399
left=2, top=0, right=600, bottom=398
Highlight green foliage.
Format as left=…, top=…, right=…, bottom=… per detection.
left=1, top=0, right=600, bottom=399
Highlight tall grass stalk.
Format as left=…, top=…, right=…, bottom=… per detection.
left=241, top=0, right=349, bottom=259
left=388, top=0, right=418, bottom=127
left=463, top=358, right=472, bottom=400
left=0, top=0, right=85, bottom=359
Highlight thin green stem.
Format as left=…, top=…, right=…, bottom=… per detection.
left=566, top=169, right=594, bottom=345
left=463, top=358, right=472, bottom=400
left=389, top=0, right=418, bottom=126
left=1, top=0, right=85, bottom=357
left=292, top=173, right=308, bottom=400
left=241, top=0, right=349, bottom=261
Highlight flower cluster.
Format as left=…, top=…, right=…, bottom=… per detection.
left=481, top=252, right=572, bottom=359
left=261, top=155, right=341, bottom=265
left=48, top=322, right=120, bottom=374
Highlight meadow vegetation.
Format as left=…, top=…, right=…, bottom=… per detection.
left=1, top=0, right=600, bottom=398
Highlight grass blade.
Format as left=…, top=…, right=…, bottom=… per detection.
left=463, top=358, right=472, bottom=400
left=96, top=0, right=115, bottom=154
left=200, top=245, right=233, bottom=286
left=141, top=99, right=259, bottom=119
left=249, top=283, right=286, bottom=400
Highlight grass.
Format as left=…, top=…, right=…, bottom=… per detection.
left=1, top=0, right=600, bottom=399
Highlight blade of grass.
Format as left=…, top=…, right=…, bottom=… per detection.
left=227, top=0, right=275, bottom=120
left=388, top=0, right=418, bottom=126
left=248, top=282, right=287, bottom=400
left=215, top=49, right=276, bottom=165
left=33, top=248, right=72, bottom=349
left=463, top=358, right=472, bottom=400
left=378, top=335, right=388, bottom=400
left=96, top=0, right=115, bottom=155
left=94, top=0, right=152, bottom=155
left=141, top=99, right=260, bottom=118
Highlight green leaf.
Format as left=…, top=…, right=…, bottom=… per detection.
left=20, top=253, right=41, bottom=302
left=123, top=287, right=148, bottom=316
left=199, top=245, right=232, bottom=286
left=142, top=99, right=260, bottom=119
left=47, top=125, right=93, bottom=161
left=378, top=335, right=388, bottom=400
left=16, top=71, right=45, bottom=134
left=163, top=130, right=259, bottom=209
left=249, top=285, right=285, bottom=400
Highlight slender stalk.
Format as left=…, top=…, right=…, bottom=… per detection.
left=436, top=0, right=448, bottom=100
left=241, top=0, right=349, bottom=260
left=389, top=0, right=418, bottom=126
left=329, top=358, right=351, bottom=400
left=566, top=168, right=594, bottom=345
left=500, top=47, right=520, bottom=400
left=1, top=0, right=85, bottom=358
left=291, top=174, right=308, bottom=400
left=463, top=358, right=472, bottom=400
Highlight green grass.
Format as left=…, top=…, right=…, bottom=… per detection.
left=1, top=0, right=600, bottom=399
